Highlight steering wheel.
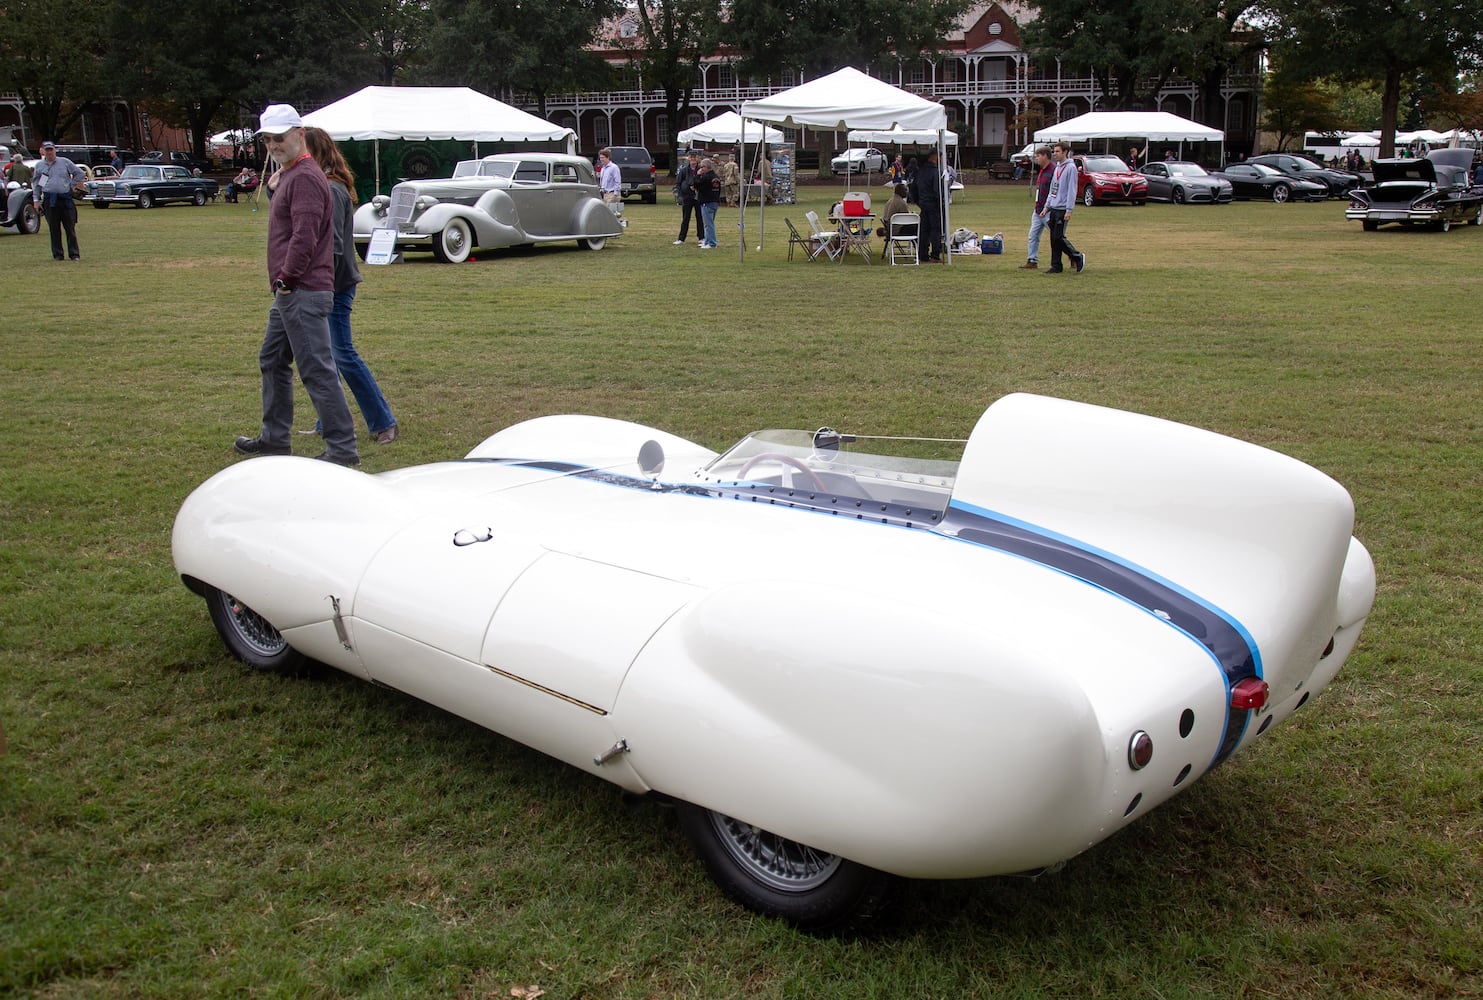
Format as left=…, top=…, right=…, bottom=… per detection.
left=737, top=452, right=829, bottom=492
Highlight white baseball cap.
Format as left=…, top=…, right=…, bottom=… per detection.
left=257, top=104, right=303, bottom=136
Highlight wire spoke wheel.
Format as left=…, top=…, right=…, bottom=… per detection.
left=707, top=812, right=844, bottom=892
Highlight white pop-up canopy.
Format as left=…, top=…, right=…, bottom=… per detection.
left=742, top=67, right=947, bottom=132
left=846, top=127, right=957, bottom=146
left=304, top=86, right=575, bottom=193
left=739, top=68, right=952, bottom=262
left=1036, top=110, right=1224, bottom=163
left=678, top=112, right=784, bottom=146
left=1035, top=111, right=1223, bottom=143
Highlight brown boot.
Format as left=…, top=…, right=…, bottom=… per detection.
left=1019, top=260, right=1038, bottom=269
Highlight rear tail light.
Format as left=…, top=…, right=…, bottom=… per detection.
left=1128, top=731, right=1153, bottom=770
left=1230, top=677, right=1269, bottom=710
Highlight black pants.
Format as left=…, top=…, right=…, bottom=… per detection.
left=918, top=204, right=944, bottom=261
left=1048, top=208, right=1079, bottom=270
left=677, top=199, right=698, bottom=241
left=43, top=195, right=80, bottom=260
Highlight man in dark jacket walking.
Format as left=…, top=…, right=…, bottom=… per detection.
left=673, top=150, right=700, bottom=245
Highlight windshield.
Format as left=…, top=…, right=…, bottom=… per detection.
left=452, top=159, right=519, bottom=179
left=1081, top=156, right=1130, bottom=172
left=119, top=166, right=160, bottom=179
left=1167, top=162, right=1208, bottom=176
left=697, top=430, right=963, bottom=513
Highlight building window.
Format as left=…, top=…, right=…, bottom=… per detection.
left=619, top=18, right=637, bottom=38
left=625, top=116, right=641, bottom=145
left=687, top=112, right=702, bottom=129
left=784, top=127, right=799, bottom=143
left=781, top=69, right=795, bottom=87
left=908, top=63, right=926, bottom=86
left=594, top=118, right=610, bottom=148
left=657, top=114, right=670, bottom=145
left=718, top=64, right=734, bottom=88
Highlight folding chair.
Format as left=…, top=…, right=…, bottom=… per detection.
left=784, top=218, right=816, bottom=261
left=804, top=210, right=844, bottom=261
left=887, top=213, right=920, bottom=266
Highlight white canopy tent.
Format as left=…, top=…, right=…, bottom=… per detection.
left=677, top=111, right=784, bottom=146
left=739, top=67, right=952, bottom=262
left=1036, top=110, right=1224, bottom=163
left=303, top=86, right=575, bottom=193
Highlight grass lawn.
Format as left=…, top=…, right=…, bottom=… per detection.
left=1, top=183, right=1480, bottom=999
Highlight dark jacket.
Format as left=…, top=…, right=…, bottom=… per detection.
left=693, top=169, right=721, bottom=205
left=916, top=159, right=942, bottom=212
left=328, top=180, right=363, bottom=294
left=674, top=162, right=696, bottom=204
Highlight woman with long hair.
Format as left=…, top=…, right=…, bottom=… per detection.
left=302, top=126, right=398, bottom=444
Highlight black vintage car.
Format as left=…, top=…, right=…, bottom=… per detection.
left=1344, top=148, right=1483, bottom=232
left=1247, top=153, right=1361, bottom=198
left=88, top=164, right=219, bottom=209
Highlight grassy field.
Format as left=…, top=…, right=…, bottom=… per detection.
left=1, top=182, right=1480, bottom=999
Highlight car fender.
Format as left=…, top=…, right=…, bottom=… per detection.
left=173, top=459, right=417, bottom=636
left=612, top=576, right=1222, bottom=878
left=571, top=197, right=625, bottom=239
left=465, top=413, right=717, bottom=472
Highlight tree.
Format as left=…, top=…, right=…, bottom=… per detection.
left=0, top=0, right=111, bottom=142
left=1261, top=63, right=1340, bottom=150
left=418, top=0, right=619, bottom=116
left=1259, top=0, right=1483, bottom=156
left=726, top=0, right=973, bottom=80
left=612, top=0, right=724, bottom=173
left=1022, top=0, right=1203, bottom=110
left=1023, top=0, right=1264, bottom=126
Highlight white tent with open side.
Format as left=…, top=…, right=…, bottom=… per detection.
left=739, top=68, right=952, bottom=262
left=303, top=86, right=575, bottom=193
left=678, top=112, right=784, bottom=146
left=1036, top=110, right=1224, bottom=163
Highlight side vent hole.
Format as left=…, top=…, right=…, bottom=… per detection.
left=1179, top=709, right=1195, bottom=738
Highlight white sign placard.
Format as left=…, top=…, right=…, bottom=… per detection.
left=365, top=227, right=399, bottom=265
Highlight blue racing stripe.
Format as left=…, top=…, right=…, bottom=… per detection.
left=943, top=499, right=1262, bottom=766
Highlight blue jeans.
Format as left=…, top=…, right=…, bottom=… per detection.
left=259, top=289, right=357, bottom=461
left=700, top=202, right=718, bottom=246
left=327, top=286, right=396, bottom=435
left=1026, top=210, right=1048, bottom=263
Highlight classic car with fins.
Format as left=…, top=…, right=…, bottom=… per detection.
left=173, top=393, right=1376, bottom=930
left=353, top=152, right=623, bottom=263
left=1345, top=148, right=1483, bottom=232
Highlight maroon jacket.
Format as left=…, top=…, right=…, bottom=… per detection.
left=1033, top=161, right=1054, bottom=213
left=267, top=155, right=334, bottom=292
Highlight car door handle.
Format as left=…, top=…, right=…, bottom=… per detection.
left=453, top=526, right=493, bottom=546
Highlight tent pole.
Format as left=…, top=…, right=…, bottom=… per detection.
left=941, top=131, right=951, bottom=265
left=375, top=140, right=381, bottom=196
left=737, top=137, right=746, bottom=263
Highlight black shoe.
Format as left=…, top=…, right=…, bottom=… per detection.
left=1073, top=253, right=1085, bottom=273
left=233, top=436, right=290, bottom=456
left=1044, top=267, right=1065, bottom=274
left=314, top=451, right=361, bottom=467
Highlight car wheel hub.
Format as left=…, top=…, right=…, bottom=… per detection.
left=225, top=595, right=289, bottom=657
left=707, top=812, right=842, bottom=892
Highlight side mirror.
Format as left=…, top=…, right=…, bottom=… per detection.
left=638, top=439, right=665, bottom=478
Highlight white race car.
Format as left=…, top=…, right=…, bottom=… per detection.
left=172, top=394, right=1375, bottom=929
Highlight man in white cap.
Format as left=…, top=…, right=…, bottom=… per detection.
left=233, top=103, right=359, bottom=466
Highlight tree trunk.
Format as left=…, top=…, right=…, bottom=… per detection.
left=1378, top=67, right=1400, bottom=159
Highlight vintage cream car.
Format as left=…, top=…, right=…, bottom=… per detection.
left=353, top=152, right=623, bottom=263
left=173, top=394, right=1375, bottom=929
